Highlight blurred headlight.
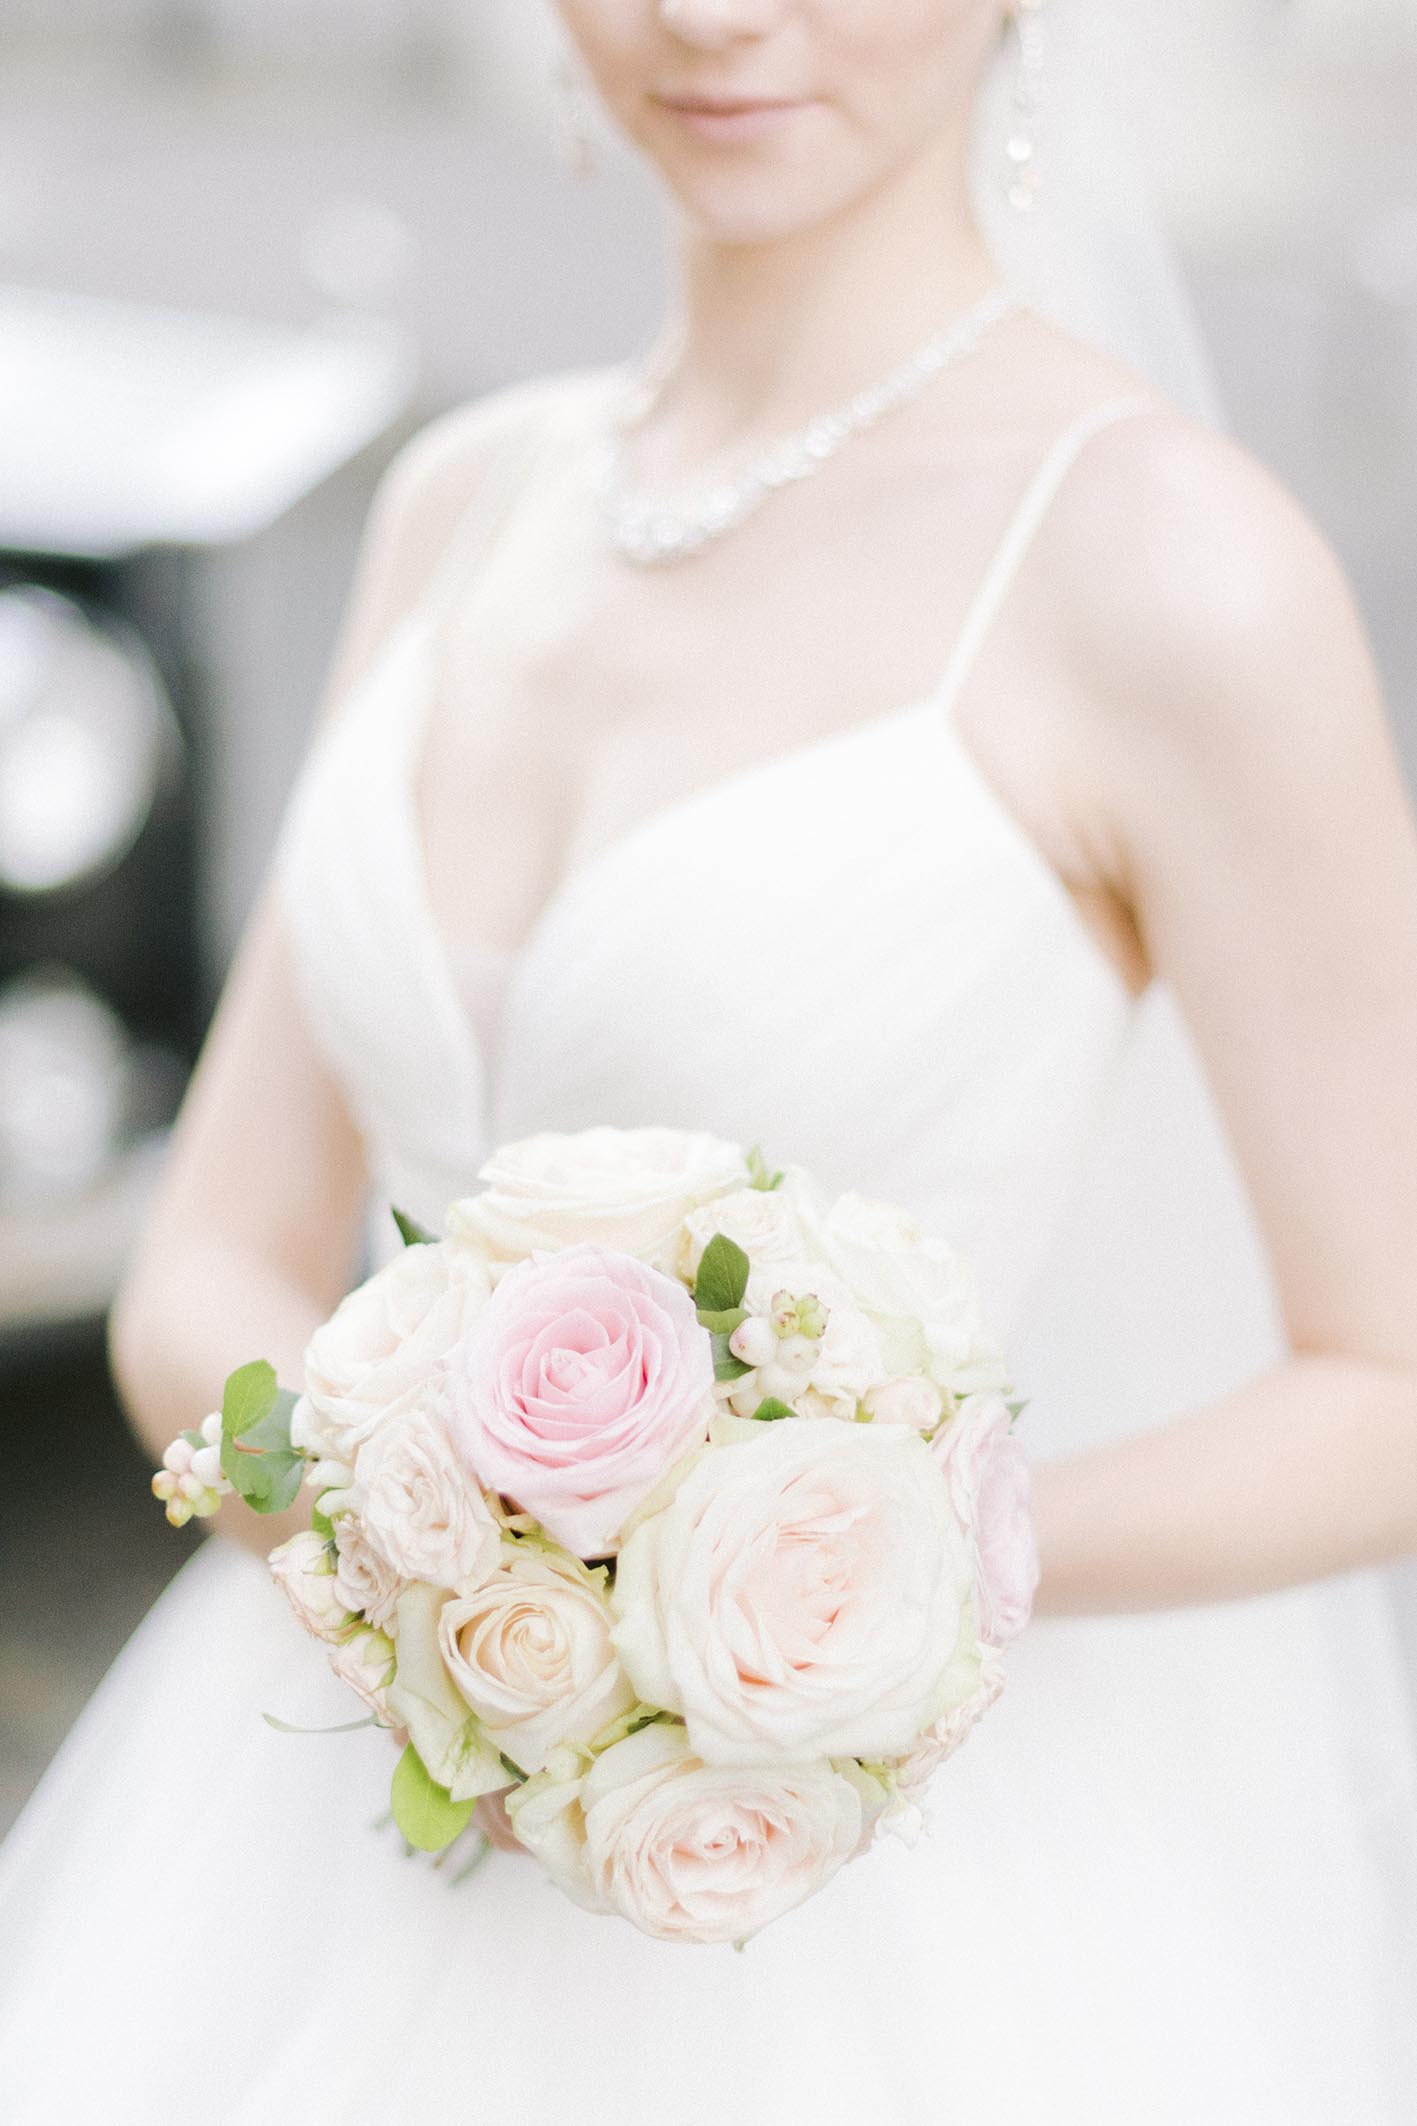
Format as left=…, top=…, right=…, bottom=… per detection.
left=0, top=584, right=183, bottom=896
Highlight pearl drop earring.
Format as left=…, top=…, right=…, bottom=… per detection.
left=1004, top=0, right=1046, bottom=212
left=553, top=52, right=596, bottom=179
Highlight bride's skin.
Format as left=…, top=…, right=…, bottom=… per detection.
left=110, top=0, right=1417, bottom=1603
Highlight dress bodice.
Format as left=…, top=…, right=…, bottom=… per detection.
left=272, top=371, right=1153, bottom=1343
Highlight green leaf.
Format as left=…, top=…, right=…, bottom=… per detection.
left=745, top=1143, right=785, bottom=1192
left=391, top=1204, right=438, bottom=1247
left=1004, top=1396, right=1029, bottom=1425
left=310, top=1502, right=335, bottom=1542
left=710, top=1331, right=752, bottom=1382
left=219, top=1362, right=305, bottom=1515
left=749, top=1397, right=794, bottom=1422
left=694, top=1232, right=750, bottom=1313
left=391, top=1742, right=478, bottom=1852
left=228, top=1387, right=300, bottom=1459
left=220, top=1358, right=278, bottom=1443
left=695, top=1304, right=747, bottom=1335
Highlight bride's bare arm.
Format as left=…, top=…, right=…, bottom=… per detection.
left=108, top=385, right=542, bottom=1561
left=1026, top=411, right=1417, bottom=1613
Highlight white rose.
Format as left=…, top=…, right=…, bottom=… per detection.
left=676, top=1186, right=807, bottom=1283
left=267, top=1529, right=352, bottom=1643
left=503, top=1742, right=606, bottom=1912
left=351, top=1401, right=499, bottom=1591
left=611, top=1419, right=974, bottom=1764
left=510, top=1723, right=863, bottom=1943
left=331, top=1513, right=404, bottom=1630
left=326, top=1624, right=397, bottom=1723
left=384, top=1581, right=508, bottom=1802
left=436, top=1540, right=635, bottom=1775
left=792, top=1188, right=1012, bottom=1396
left=291, top=1240, right=492, bottom=1465
left=445, top=1125, right=750, bottom=1269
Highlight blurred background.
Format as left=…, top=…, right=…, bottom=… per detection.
left=2, top=1, right=1416, bottom=1833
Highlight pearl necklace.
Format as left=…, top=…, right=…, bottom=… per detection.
left=588, top=281, right=1024, bottom=566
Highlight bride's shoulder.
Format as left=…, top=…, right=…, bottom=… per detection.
left=327, top=364, right=618, bottom=659
left=372, top=362, right=617, bottom=549
left=1020, top=333, right=1370, bottom=749
left=308, top=365, right=619, bottom=720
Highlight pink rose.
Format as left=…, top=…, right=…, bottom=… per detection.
left=932, top=1391, right=1040, bottom=1643
left=442, top=1241, right=716, bottom=1559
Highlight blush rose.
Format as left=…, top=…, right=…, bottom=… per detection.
left=507, top=1723, right=863, bottom=1944
left=610, top=1418, right=974, bottom=1763
left=932, top=1390, right=1041, bottom=1644
left=442, top=1241, right=716, bottom=1559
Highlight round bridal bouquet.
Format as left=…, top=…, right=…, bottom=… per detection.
left=154, top=1125, right=1039, bottom=1946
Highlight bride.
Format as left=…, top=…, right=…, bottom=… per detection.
left=4, top=2, right=1417, bottom=2119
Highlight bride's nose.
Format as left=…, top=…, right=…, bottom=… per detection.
left=657, top=0, right=782, bottom=47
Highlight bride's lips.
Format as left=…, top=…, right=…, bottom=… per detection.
left=649, top=91, right=814, bottom=146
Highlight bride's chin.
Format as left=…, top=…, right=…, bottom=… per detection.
left=649, top=158, right=878, bottom=250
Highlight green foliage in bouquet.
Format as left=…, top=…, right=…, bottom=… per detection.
left=692, top=1230, right=753, bottom=1384
left=744, top=1142, right=784, bottom=1190
left=391, top=1204, right=438, bottom=1247
left=218, top=1359, right=305, bottom=1515
left=391, top=1743, right=478, bottom=1852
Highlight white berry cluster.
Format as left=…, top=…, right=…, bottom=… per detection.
left=151, top=1409, right=233, bottom=1527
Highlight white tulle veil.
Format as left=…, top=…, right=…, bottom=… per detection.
left=968, top=3, right=1227, bottom=429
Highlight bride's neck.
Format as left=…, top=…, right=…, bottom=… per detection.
left=651, top=134, right=1001, bottom=463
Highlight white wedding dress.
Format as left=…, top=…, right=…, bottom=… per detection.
left=2, top=371, right=1415, bottom=2124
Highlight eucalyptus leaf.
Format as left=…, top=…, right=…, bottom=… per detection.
left=391, top=1204, right=438, bottom=1247
left=710, top=1332, right=752, bottom=1382
left=220, top=1358, right=278, bottom=1443
left=220, top=1366, right=305, bottom=1515
left=391, top=1742, right=478, bottom=1852
left=222, top=1442, right=305, bottom=1516
left=695, top=1304, right=747, bottom=1335
left=749, top=1397, right=795, bottom=1422
left=745, top=1143, right=785, bottom=1192
left=229, top=1387, right=300, bottom=1458
left=694, top=1232, right=750, bottom=1313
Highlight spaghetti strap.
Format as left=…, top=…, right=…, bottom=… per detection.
left=928, top=390, right=1158, bottom=720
